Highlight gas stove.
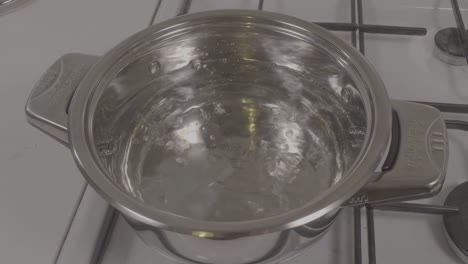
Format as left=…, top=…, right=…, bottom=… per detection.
left=39, top=0, right=468, bottom=263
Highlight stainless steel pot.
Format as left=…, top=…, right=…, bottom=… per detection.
left=25, top=10, right=466, bottom=264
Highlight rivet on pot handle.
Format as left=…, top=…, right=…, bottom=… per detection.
left=345, top=100, right=450, bottom=206
left=25, top=54, right=100, bottom=145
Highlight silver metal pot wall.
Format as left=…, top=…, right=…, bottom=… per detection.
left=25, top=10, right=466, bottom=264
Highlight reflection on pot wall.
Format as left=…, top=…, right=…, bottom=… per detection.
left=124, top=208, right=339, bottom=264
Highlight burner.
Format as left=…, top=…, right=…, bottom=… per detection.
left=434, top=28, right=468, bottom=65
left=444, top=182, right=468, bottom=263
left=0, top=0, right=31, bottom=15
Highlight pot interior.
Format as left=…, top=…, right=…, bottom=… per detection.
left=92, top=17, right=368, bottom=222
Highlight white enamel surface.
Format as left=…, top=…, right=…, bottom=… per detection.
left=0, top=0, right=155, bottom=263
left=55, top=186, right=109, bottom=264
left=13, top=0, right=468, bottom=263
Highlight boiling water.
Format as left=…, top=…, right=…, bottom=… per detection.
left=100, top=55, right=365, bottom=222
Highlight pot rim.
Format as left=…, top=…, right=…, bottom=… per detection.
left=68, top=10, right=392, bottom=238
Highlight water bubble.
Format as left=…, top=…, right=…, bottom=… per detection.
left=279, top=143, right=289, bottom=151
left=174, top=117, right=184, bottom=128
left=98, top=149, right=113, bottom=156
left=148, top=61, right=161, bottom=74
left=166, top=140, right=175, bottom=150
left=191, top=59, right=202, bottom=70
left=176, top=140, right=191, bottom=154
left=247, top=200, right=265, bottom=215
left=209, top=135, right=216, bottom=140
left=214, top=103, right=226, bottom=115
left=200, top=108, right=210, bottom=120
left=285, top=129, right=294, bottom=138
left=202, top=64, right=207, bottom=69
left=175, top=157, right=187, bottom=166
left=157, top=193, right=168, bottom=204
left=97, top=142, right=114, bottom=156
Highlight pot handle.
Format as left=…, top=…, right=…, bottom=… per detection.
left=25, top=54, right=100, bottom=145
left=416, top=102, right=468, bottom=131
left=345, top=100, right=450, bottom=206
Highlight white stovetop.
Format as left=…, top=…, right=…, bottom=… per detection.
left=0, top=0, right=155, bottom=263
left=1, top=0, right=467, bottom=264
